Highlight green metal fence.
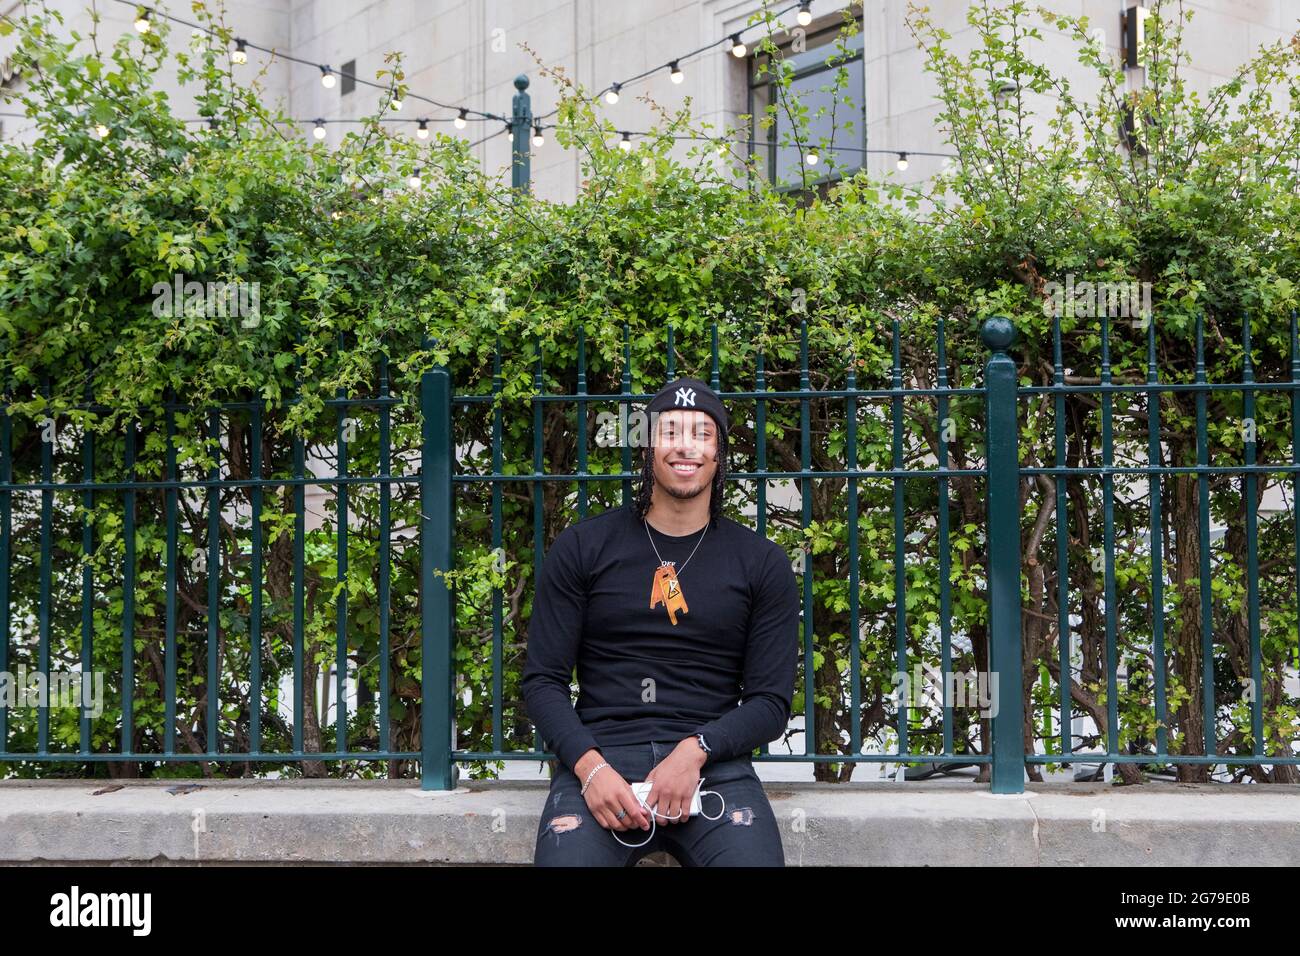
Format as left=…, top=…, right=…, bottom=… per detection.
left=2, top=315, right=1297, bottom=794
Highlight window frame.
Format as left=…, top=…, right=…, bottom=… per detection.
left=745, top=18, right=866, bottom=194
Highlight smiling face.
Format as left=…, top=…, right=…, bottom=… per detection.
left=650, top=409, right=719, bottom=502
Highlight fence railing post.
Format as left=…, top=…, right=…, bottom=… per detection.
left=420, top=353, right=457, bottom=791
left=982, top=316, right=1025, bottom=794
left=511, top=74, right=532, bottom=194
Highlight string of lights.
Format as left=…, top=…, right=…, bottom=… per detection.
left=112, top=0, right=508, bottom=125
left=16, top=3, right=958, bottom=172
left=532, top=0, right=813, bottom=122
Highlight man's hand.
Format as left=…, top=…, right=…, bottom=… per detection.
left=574, top=750, right=650, bottom=832
left=642, top=738, right=708, bottom=825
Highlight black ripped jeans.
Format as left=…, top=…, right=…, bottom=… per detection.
left=533, top=739, right=785, bottom=866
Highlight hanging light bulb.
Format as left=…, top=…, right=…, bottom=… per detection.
left=618, top=131, right=632, bottom=151
left=133, top=8, right=151, bottom=33
left=231, top=39, right=248, bottom=64
left=730, top=34, right=747, bottom=57
left=806, top=149, right=819, bottom=165
left=716, top=140, right=729, bottom=157
left=984, top=161, right=995, bottom=173
left=669, top=61, right=684, bottom=84
left=532, top=124, right=545, bottom=147
left=320, top=65, right=335, bottom=88
left=408, top=167, right=422, bottom=190
left=390, top=95, right=403, bottom=111
left=416, top=119, right=429, bottom=139
left=896, top=151, right=909, bottom=171
left=94, top=122, right=110, bottom=138
left=313, top=119, right=326, bottom=140
left=605, top=83, right=621, bottom=105
left=797, top=1, right=813, bottom=26
left=454, top=108, right=467, bottom=129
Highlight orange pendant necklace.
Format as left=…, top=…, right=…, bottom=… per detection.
left=644, top=517, right=708, bottom=626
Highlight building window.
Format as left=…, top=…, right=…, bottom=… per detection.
left=747, top=18, right=864, bottom=194
left=340, top=59, right=356, bottom=96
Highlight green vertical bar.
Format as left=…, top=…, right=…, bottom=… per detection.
left=891, top=318, right=907, bottom=761
left=711, top=323, right=720, bottom=392
left=576, top=323, right=588, bottom=520
left=937, top=318, right=953, bottom=755
left=292, top=406, right=305, bottom=756
left=799, top=320, right=814, bottom=757
left=1291, top=311, right=1300, bottom=680
left=0, top=384, right=10, bottom=754
left=756, top=349, right=767, bottom=538
left=1195, top=312, right=1215, bottom=756
left=164, top=396, right=177, bottom=755
left=250, top=399, right=263, bottom=754
left=531, top=337, right=544, bottom=753
left=206, top=409, right=220, bottom=757
left=80, top=388, right=93, bottom=756
left=1053, top=316, right=1071, bottom=758
left=38, top=377, right=52, bottom=755
left=757, top=342, right=770, bottom=759
left=121, top=422, right=136, bottom=756
left=1101, top=316, right=1119, bottom=758
left=490, top=342, right=503, bottom=755
left=420, top=354, right=456, bottom=790
left=1146, top=316, right=1167, bottom=757
left=1241, top=313, right=1262, bottom=755
left=846, top=351, right=861, bottom=756
left=379, top=355, right=392, bottom=754
left=335, top=360, right=349, bottom=756
left=667, top=324, right=675, bottom=381
left=621, top=324, right=632, bottom=507
left=982, top=317, right=1025, bottom=794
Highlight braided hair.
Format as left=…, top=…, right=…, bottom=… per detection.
left=632, top=424, right=728, bottom=529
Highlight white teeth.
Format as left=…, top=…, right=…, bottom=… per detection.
left=671, top=463, right=698, bottom=473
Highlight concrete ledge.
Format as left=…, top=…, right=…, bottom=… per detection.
left=1, top=778, right=1297, bottom=865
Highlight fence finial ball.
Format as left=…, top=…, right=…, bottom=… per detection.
left=980, top=316, right=1016, bottom=352
left=514, top=74, right=529, bottom=91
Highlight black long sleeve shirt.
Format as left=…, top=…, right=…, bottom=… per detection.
left=520, top=502, right=800, bottom=774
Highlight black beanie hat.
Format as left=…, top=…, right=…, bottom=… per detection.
left=645, top=377, right=728, bottom=439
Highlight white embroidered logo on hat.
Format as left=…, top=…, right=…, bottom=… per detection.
left=674, top=386, right=697, bottom=407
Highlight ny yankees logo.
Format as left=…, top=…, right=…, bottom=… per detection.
left=674, top=386, right=697, bottom=407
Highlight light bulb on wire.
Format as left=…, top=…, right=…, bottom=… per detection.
left=806, top=149, right=819, bottom=166
left=730, top=34, right=747, bottom=57
left=390, top=95, right=403, bottom=111
left=797, top=1, right=813, bottom=26
left=532, top=125, right=545, bottom=147
left=416, top=119, right=429, bottom=139
left=605, top=83, right=621, bottom=105
left=231, top=39, right=248, bottom=64
left=94, top=122, right=110, bottom=138
left=133, top=8, right=151, bottom=33
left=408, top=167, right=422, bottom=190
left=669, top=61, right=684, bottom=84
left=618, top=131, right=633, bottom=152
left=320, top=66, right=335, bottom=88
left=896, top=151, right=909, bottom=171
left=313, top=119, right=326, bottom=140
left=454, top=108, right=467, bottom=130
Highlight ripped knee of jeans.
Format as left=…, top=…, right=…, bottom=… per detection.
left=547, top=814, right=583, bottom=834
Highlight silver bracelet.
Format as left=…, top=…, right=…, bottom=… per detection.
left=580, top=761, right=608, bottom=795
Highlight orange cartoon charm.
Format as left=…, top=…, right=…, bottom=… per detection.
left=650, top=563, right=689, bottom=625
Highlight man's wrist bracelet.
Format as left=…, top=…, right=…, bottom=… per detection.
left=580, top=761, right=607, bottom=795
